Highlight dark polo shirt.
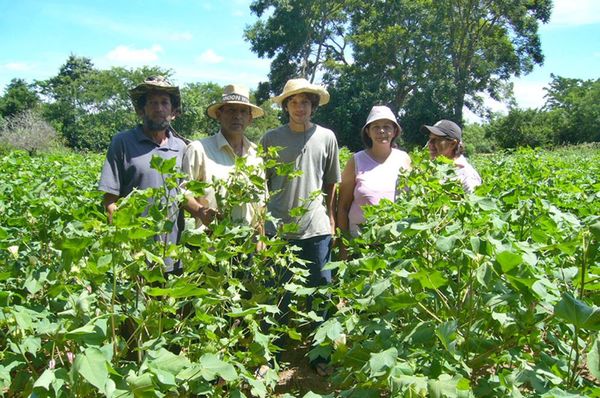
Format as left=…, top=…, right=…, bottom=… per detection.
left=99, top=125, right=187, bottom=272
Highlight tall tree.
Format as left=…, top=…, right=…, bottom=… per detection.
left=245, top=0, right=350, bottom=100
left=436, top=0, right=552, bottom=121
left=245, top=0, right=552, bottom=146
left=0, top=78, right=40, bottom=118
left=543, top=75, right=600, bottom=143
left=37, top=55, right=167, bottom=150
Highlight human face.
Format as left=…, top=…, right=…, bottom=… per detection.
left=428, top=133, right=457, bottom=159
left=216, top=104, right=252, bottom=136
left=286, top=93, right=313, bottom=127
left=367, top=120, right=397, bottom=147
left=141, top=92, right=174, bottom=131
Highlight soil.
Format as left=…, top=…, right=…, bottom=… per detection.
left=274, top=342, right=335, bottom=396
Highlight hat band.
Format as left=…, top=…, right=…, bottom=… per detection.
left=222, top=93, right=249, bottom=103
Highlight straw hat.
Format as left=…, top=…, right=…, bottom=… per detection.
left=129, top=76, right=181, bottom=114
left=271, top=78, right=330, bottom=106
left=206, top=84, right=264, bottom=119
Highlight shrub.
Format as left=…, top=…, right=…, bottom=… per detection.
left=0, top=110, right=64, bottom=154
left=485, top=108, right=556, bottom=149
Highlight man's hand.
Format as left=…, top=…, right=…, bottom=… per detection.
left=102, top=193, right=120, bottom=224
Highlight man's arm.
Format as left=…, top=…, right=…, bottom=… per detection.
left=182, top=195, right=218, bottom=226
left=323, top=182, right=337, bottom=235
left=102, top=193, right=120, bottom=224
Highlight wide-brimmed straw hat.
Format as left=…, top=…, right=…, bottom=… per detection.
left=206, top=84, right=264, bottom=119
left=420, top=120, right=462, bottom=141
left=271, top=78, right=330, bottom=106
left=129, top=76, right=181, bottom=114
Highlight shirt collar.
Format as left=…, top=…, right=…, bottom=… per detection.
left=215, top=130, right=256, bottom=156
left=134, top=125, right=178, bottom=150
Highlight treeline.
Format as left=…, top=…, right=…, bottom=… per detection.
left=0, top=55, right=598, bottom=154
left=0, top=55, right=281, bottom=152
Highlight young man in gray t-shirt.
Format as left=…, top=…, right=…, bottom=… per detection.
left=261, top=79, right=340, bottom=373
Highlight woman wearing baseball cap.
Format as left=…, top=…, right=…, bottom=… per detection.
left=420, top=119, right=482, bottom=193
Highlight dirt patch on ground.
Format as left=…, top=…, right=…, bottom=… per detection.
left=274, top=342, right=334, bottom=396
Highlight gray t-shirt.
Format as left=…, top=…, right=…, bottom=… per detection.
left=261, top=124, right=341, bottom=239
left=98, top=125, right=186, bottom=270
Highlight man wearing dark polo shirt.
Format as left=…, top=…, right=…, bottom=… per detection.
left=98, top=76, right=197, bottom=273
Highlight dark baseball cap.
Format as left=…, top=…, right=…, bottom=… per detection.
left=420, top=120, right=462, bottom=140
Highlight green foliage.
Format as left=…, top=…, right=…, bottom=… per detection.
left=544, top=75, right=600, bottom=144
left=246, top=99, right=282, bottom=143
left=0, top=149, right=314, bottom=396
left=36, top=55, right=168, bottom=151
left=171, top=82, right=222, bottom=139
left=1, top=145, right=599, bottom=396
left=318, top=147, right=599, bottom=396
left=246, top=0, right=551, bottom=148
left=462, top=123, right=497, bottom=154
left=0, top=78, right=40, bottom=118
left=485, top=108, right=555, bottom=149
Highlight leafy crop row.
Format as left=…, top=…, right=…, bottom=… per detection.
left=0, top=147, right=598, bottom=397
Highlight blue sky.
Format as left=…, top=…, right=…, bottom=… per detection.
left=1, top=0, right=598, bottom=119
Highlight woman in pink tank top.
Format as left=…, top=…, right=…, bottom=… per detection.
left=337, top=106, right=411, bottom=257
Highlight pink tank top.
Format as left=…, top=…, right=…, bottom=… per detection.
left=348, top=149, right=411, bottom=236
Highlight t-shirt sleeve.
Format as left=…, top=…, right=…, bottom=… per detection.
left=182, top=141, right=206, bottom=182
left=98, top=136, right=123, bottom=195
left=323, top=132, right=341, bottom=185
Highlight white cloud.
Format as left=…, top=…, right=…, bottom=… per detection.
left=550, top=0, right=600, bottom=26
left=169, top=32, right=193, bottom=41
left=2, top=62, right=33, bottom=72
left=106, top=45, right=163, bottom=65
left=196, top=49, right=224, bottom=64
left=512, top=80, right=548, bottom=109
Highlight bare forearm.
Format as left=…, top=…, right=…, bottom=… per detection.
left=102, top=193, right=120, bottom=224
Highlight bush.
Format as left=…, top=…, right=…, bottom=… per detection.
left=0, top=110, right=64, bottom=154
left=463, top=122, right=497, bottom=153
left=485, top=108, right=556, bottom=149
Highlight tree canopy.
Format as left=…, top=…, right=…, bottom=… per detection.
left=245, top=0, right=552, bottom=149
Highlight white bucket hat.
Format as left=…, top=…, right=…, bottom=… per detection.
left=361, top=106, right=401, bottom=134
left=271, top=78, right=330, bottom=106
left=206, top=84, right=264, bottom=119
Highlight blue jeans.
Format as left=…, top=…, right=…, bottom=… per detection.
left=289, top=234, right=333, bottom=286
left=272, top=234, right=333, bottom=328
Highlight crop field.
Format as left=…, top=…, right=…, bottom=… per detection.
left=0, top=145, right=598, bottom=397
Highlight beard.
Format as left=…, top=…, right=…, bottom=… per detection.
left=143, top=115, right=171, bottom=131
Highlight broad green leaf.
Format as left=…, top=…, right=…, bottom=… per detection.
left=150, top=155, right=177, bottom=174
left=73, top=347, right=109, bottom=391
left=358, top=257, right=388, bottom=272
left=369, top=347, right=398, bottom=376
left=590, top=221, right=600, bottom=240
left=587, top=335, right=600, bottom=380
left=199, top=353, right=237, bottom=381
left=540, top=388, right=585, bottom=397
left=411, top=270, right=448, bottom=289
left=496, top=251, right=522, bottom=273
left=148, top=348, right=190, bottom=376
left=436, top=235, right=457, bottom=252
left=126, top=372, right=155, bottom=393
left=313, top=319, right=343, bottom=345
left=554, top=293, right=600, bottom=330
left=435, top=320, right=457, bottom=355
left=33, top=369, right=55, bottom=390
